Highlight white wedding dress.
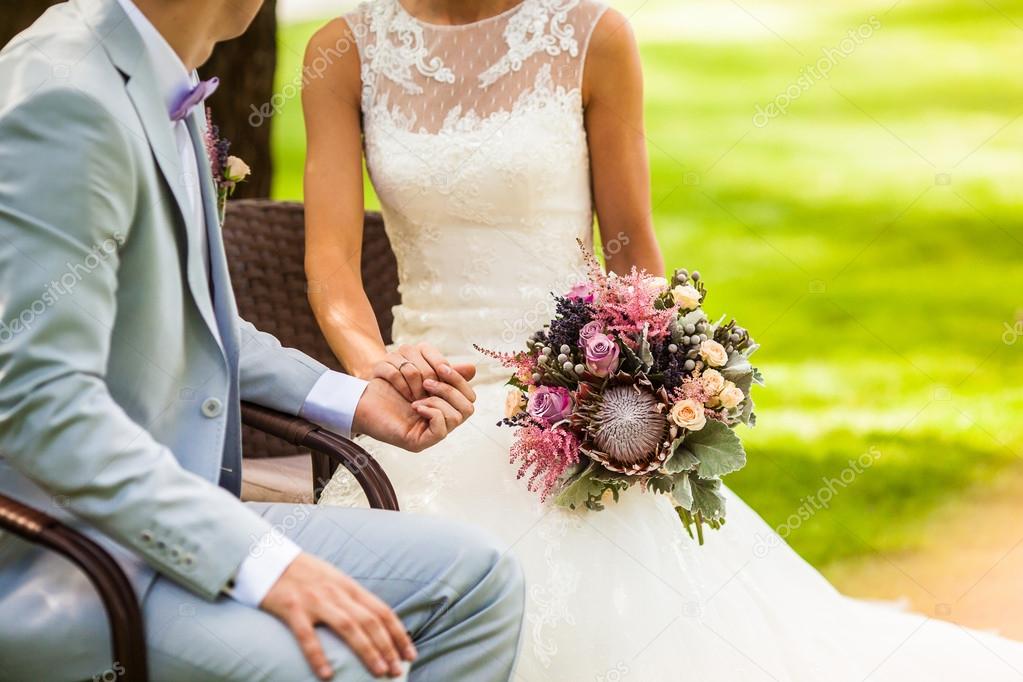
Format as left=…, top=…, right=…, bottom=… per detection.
left=320, top=1, right=1023, bottom=679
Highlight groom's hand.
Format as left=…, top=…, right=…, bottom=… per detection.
left=353, top=363, right=477, bottom=452
left=261, top=553, right=415, bottom=680
left=371, top=342, right=475, bottom=401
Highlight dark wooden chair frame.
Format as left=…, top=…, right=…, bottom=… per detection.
left=0, top=200, right=401, bottom=682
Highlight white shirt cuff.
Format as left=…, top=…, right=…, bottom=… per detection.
left=227, top=533, right=303, bottom=608
left=299, top=370, right=370, bottom=439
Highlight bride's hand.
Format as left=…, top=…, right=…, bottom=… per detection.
left=371, top=342, right=475, bottom=402
left=353, top=370, right=477, bottom=452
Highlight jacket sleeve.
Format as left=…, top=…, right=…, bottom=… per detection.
left=236, top=317, right=330, bottom=415
left=0, top=88, right=274, bottom=600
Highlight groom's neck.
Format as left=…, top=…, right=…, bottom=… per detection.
left=130, top=0, right=229, bottom=71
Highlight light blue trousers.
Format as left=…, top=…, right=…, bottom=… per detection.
left=0, top=504, right=525, bottom=681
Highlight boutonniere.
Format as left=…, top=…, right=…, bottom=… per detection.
left=204, top=108, right=251, bottom=223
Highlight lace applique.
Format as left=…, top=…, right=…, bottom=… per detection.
left=363, top=0, right=456, bottom=96
left=369, top=63, right=579, bottom=137
left=478, top=0, right=582, bottom=88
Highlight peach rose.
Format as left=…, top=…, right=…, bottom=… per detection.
left=670, top=399, right=706, bottom=431
left=504, top=388, right=526, bottom=419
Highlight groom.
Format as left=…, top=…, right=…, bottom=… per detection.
left=0, top=0, right=523, bottom=680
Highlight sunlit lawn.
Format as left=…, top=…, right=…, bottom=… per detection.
left=269, top=0, right=1023, bottom=568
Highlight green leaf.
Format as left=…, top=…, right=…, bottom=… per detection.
left=664, top=444, right=699, bottom=474
left=684, top=420, right=746, bottom=477
left=617, top=339, right=643, bottom=374
left=690, top=475, right=726, bottom=520
left=671, top=473, right=693, bottom=509
left=647, top=473, right=674, bottom=495
left=720, top=352, right=752, bottom=383
left=739, top=397, right=756, bottom=427
left=751, top=366, right=765, bottom=386
left=554, top=463, right=605, bottom=510
left=638, top=323, right=654, bottom=369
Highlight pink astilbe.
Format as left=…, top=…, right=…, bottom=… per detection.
left=578, top=241, right=678, bottom=342
left=673, top=374, right=728, bottom=423
left=673, top=374, right=710, bottom=405
left=510, top=424, right=581, bottom=501
left=473, top=345, right=538, bottom=384
left=595, top=268, right=678, bottom=341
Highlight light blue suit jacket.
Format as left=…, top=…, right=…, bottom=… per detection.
left=0, top=0, right=331, bottom=609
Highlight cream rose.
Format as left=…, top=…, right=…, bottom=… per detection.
left=225, top=155, right=251, bottom=183
left=670, top=399, right=706, bottom=431
left=504, top=388, right=526, bottom=419
left=671, top=284, right=701, bottom=311
left=645, top=276, right=669, bottom=296
left=719, top=382, right=745, bottom=409
left=701, top=368, right=726, bottom=396
left=699, top=339, right=728, bottom=367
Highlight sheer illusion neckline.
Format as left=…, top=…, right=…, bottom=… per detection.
left=394, top=0, right=530, bottom=30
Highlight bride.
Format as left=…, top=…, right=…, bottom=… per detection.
left=303, top=0, right=1023, bottom=679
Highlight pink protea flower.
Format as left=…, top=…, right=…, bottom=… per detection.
left=510, top=425, right=581, bottom=501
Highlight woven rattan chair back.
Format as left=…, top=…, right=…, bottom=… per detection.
left=223, top=200, right=400, bottom=459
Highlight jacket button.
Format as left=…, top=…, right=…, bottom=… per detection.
left=201, top=397, right=224, bottom=418
left=140, top=531, right=153, bottom=543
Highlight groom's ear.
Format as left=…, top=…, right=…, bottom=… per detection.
left=452, top=364, right=476, bottom=382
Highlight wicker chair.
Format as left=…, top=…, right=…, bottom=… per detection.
left=0, top=200, right=402, bottom=681
left=223, top=200, right=401, bottom=506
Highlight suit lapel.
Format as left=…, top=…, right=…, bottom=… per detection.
left=185, top=110, right=241, bottom=364
left=87, top=0, right=225, bottom=355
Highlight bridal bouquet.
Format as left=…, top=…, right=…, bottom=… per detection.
left=477, top=246, right=762, bottom=542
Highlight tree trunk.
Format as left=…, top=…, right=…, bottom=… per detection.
left=199, top=0, right=278, bottom=199
left=2, top=0, right=278, bottom=200
left=1, top=1, right=61, bottom=46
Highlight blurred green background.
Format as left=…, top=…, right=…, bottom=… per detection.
left=269, top=0, right=1023, bottom=572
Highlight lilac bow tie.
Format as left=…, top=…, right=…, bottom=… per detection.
left=170, top=77, right=220, bottom=122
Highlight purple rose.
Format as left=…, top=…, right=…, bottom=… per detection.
left=584, top=333, right=620, bottom=377
left=578, top=320, right=603, bottom=346
left=566, top=281, right=595, bottom=303
left=527, top=386, right=575, bottom=424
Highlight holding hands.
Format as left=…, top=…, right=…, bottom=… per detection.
left=354, top=342, right=477, bottom=452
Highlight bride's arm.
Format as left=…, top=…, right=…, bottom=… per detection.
left=302, top=21, right=476, bottom=404
left=302, top=19, right=383, bottom=378
left=582, top=9, right=666, bottom=277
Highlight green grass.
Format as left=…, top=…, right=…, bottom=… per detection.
left=269, top=0, right=1023, bottom=568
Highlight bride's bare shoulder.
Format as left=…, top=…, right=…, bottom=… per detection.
left=582, top=7, right=641, bottom=105
left=303, top=17, right=363, bottom=106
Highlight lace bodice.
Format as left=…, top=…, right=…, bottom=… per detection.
left=346, top=0, right=608, bottom=379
